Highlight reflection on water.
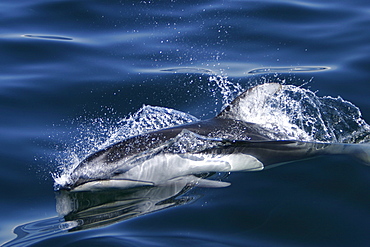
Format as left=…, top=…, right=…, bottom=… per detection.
left=247, top=66, right=331, bottom=74
left=3, top=180, right=201, bottom=246
left=22, top=34, right=73, bottom=41
left=57, top=180, right=197, bottom=231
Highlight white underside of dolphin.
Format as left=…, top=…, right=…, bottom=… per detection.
left=72, top=153, right=264, bottom=191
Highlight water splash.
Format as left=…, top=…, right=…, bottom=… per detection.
left=53, top=105, right=199, bottom=187
left=208, top=74, right=244, bottom=107
left=113, top=105, right=199, bottom=142
left=235, top=84, right=370, bottom=143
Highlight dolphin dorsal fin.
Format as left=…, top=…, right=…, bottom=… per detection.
left=216, top=83, right=282, bottom=119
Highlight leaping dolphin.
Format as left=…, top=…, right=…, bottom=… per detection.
left=59, top=83, right=370, bottom=191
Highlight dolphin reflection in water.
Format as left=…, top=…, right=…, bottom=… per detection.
left=58, top=83, right=370, bottom=192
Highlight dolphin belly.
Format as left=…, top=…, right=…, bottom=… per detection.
left=70, top=152, right=264, bottom=192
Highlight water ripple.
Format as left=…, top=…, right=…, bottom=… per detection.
left=248, top=66, right=331, bottom=74
left=22, top=34, right=73, bottom=41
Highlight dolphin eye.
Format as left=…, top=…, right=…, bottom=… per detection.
left=113, top=167, right=130, bottom=174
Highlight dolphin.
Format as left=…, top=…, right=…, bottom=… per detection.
left=59, top=83, right=370, bottom=191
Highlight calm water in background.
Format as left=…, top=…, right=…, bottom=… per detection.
left=1, top=0, right=370, bottom=246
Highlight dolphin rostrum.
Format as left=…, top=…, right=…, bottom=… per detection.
left=59, top=83, right=370, bottom=191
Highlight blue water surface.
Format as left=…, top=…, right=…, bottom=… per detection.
left=1, top=0, right=370, bottom=246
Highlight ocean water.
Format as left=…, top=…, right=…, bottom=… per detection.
left=1, top=0, right=370, bottom=246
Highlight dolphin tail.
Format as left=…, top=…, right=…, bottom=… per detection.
left=325, top=143, right=370, bottom=165
left=278, top=141, right=370, bottom=166
left=206, top=140, right=370, bottom=168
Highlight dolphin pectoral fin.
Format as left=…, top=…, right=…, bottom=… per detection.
left=221, top=153, right=264, bottom=171
left=190, top=153, right=264, bottom=172
left=176, top=153, right=264, bottom=173
left=71, top=179, right=154, bottom=192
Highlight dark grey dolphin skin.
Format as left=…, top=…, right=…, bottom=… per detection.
left=62, top=83, right=369, bottom=191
